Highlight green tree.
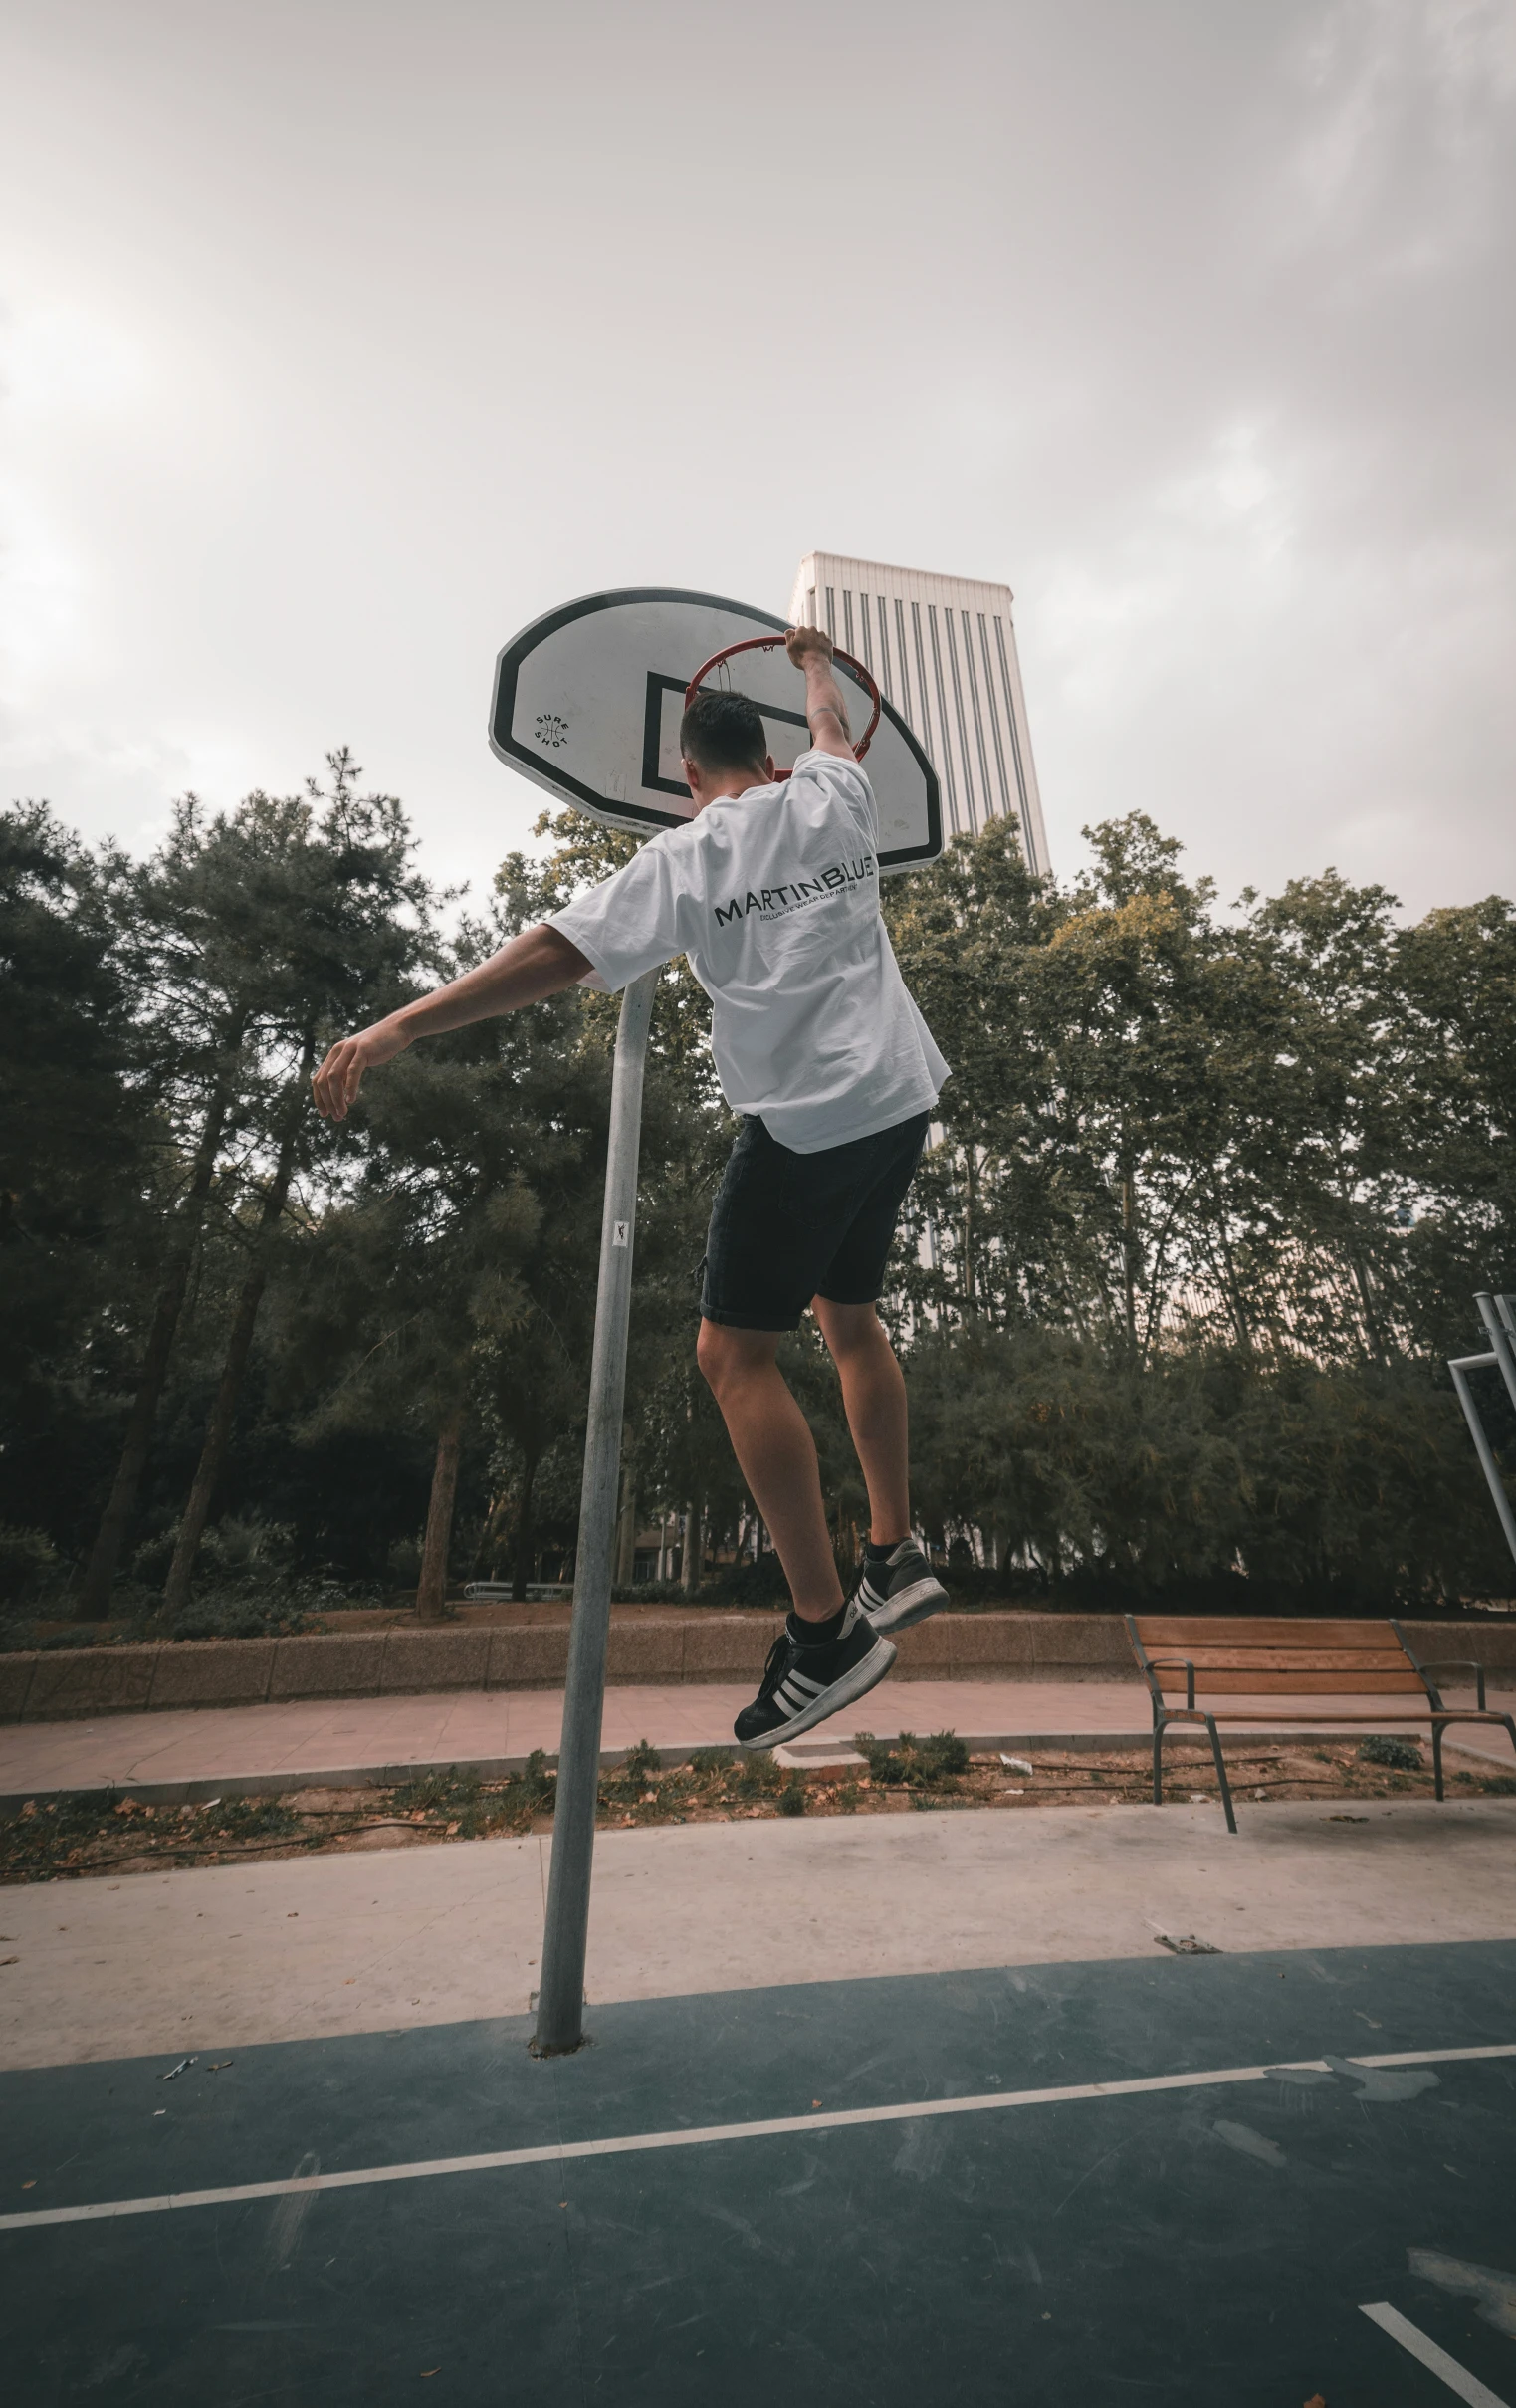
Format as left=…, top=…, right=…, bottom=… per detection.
left=0, top=804, right=153, bottom=1559
left=1391, top=894, right=1516, bottom=1354
left=80, top=753, right=439, bottom=1616
left=271, top=888, right=617, bottom=1616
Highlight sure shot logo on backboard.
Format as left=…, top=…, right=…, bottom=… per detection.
left=713, top=854, right=877, bottom=929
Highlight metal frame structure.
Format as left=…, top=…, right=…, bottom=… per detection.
left=1124, top=1614, right=1516, bottom=1836
left=1447, top=1291, right=1516, bottom=1573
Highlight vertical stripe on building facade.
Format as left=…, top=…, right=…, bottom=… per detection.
left=975, top=612, right=1011, bottom=823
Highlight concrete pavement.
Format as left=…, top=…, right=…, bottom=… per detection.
left=2, top=1794, right=1515, bottom=2070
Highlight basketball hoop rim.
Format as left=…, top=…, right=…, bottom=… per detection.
left=683, top=633, right=883, bottom=766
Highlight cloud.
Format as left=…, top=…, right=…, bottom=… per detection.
left=0, top=0, right=1511, bottom=913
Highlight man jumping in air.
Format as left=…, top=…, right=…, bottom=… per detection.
left=312, top=625, right=950, bottom=1747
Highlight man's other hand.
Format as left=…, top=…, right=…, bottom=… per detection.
left=312, top=1017, right=411, bottom=1121
left=784, top=624, right=835, bottom=668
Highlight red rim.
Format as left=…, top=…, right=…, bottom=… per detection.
left=683, top=633, right=882, bottom=766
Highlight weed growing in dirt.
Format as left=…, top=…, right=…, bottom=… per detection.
left=521, top=1750, right=556, bottom=1809
left=393, top=1768, right=487, bottom=1833
left=1358, top=1737, right=1422, bottom=1771
left=732, top=1752, right=783, bottom=1799
left=853, top=1731, right=969, bottom=1790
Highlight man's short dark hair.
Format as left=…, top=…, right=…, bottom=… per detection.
left=680, top=688, right=768, bottom=775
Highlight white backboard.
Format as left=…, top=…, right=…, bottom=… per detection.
left=489, top=587, right=942, bottom=873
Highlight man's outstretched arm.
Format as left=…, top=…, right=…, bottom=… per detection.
left=784, top=624, right=854, bottom=761
left=311, top=922, right=592, bottom=1122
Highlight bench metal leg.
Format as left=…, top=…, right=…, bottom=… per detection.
left=1153, top=1716, right=1166, bottom=1806
left=1204, top=1714, right=1238, bottom=1834
left=1433, top=1714, right=1516, bottom=1797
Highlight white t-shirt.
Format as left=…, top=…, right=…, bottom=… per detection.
left=545, top=749, right=949, bottom=1155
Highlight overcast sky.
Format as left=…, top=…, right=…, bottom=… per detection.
left=2, top=0, right=1512, bottom=918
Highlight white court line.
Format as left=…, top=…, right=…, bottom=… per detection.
left=3, top=2042, right=1512, bottom=2237
left=1361, top=2303, right=1510, bottom=2407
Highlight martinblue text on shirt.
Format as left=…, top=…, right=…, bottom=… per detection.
left=713, top=855, right=877, bottom=927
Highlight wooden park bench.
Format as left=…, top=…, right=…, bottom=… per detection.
left=1124, top=1615, right=1516, bottom=1835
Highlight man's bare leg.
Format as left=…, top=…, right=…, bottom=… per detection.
left=695, top=1320, right=844, bottom=1622
left=810, top=1298, right=910, bottom=1544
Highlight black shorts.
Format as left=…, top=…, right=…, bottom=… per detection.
left=700, top=1110, right=931, bottom=1333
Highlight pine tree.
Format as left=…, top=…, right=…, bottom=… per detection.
left=0, top=804, right=153, bottom=1560
left=79, top=753, right=439, bottom=1616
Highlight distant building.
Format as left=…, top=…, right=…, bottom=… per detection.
left=789, top=552, right=1049, bottom=875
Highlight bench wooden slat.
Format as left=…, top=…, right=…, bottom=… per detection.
left=1153, top=1669, right=1425, bottom=1694
left=1144, top=1648, right=1411, bottom=1674
left=1134, top=1617, right=1397, bottom=1650
left=1174, top=1707, right=1497, bottom=1724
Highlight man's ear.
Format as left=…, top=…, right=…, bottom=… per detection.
left=683, top=755, right=703, bottom=800
left=762, top=754, right=775, bottom=780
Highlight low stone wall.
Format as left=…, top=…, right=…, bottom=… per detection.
left=2, top=1613, right=1512, bottom=1722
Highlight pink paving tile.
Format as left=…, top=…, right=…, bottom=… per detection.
left=3, top=1678, right=1512, bottom=1796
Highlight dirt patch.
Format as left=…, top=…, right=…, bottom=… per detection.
left=4, top=1738, right=1513, bottom=1885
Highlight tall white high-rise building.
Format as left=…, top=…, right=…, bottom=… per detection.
left=789, top=552, right=1049, bottom=875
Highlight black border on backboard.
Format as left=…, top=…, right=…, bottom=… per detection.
left=488, top=585, right=944, bottom=871
left=640, top=673, right=813, bottom=800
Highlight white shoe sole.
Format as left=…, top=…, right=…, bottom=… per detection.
left=738, top=1634, right=898, bottom=1751
left=864, top=1576, right=950, bottom=1636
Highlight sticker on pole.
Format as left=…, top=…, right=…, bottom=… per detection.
left=612, top=1221, right=629, bottom=1248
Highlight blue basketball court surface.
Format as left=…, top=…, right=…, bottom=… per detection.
left=4, top=1933, right=1515, bottom=2405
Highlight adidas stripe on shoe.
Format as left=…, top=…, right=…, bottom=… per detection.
left=734, top=1597, right=896, bottom=1750
left=855, top=1539, right=949, bottom=1635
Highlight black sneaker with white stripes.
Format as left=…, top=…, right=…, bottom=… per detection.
left=734, top=1597, right=896, bottom=1750
left=855, top=1539, right=949, bottom=1635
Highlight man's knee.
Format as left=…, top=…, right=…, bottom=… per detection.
left=696, top=1317, right=728, bottom=1392
left=814, top=1298, right=892, bottom=1364
left=697, top=1317, right=775, bottom=1398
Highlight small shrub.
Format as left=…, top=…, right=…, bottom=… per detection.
left=853, top=1730, right=969, bottom=1790
left=167, top=1590, right=326, bottom=1641
left=0, top=1525, right=58, bottom=1605
left=623, top=1738, right=662, bottom=1782
left=394, top=1767, right=482, bottom=1818
left=1358, top=1737, right=1422, bottom=1771
left=706, top=1556, right=792, bottom=1609
left=688, top=1748, right=730, bottom=1777
left=732, top=1752, right=782, bottom=1797
left=385, top=1537, right=423, bottom=1588
left=522, top=1749, right=556, bottom=1809
left=776, top=1775, right=807, bottom=1817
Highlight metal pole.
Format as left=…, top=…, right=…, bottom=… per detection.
left=534, top=966, right=659, bottom=2055
left=1448, top=1359, right=1516, bottom=1572
left=1475, top=1293, right=1516, bottom=1416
